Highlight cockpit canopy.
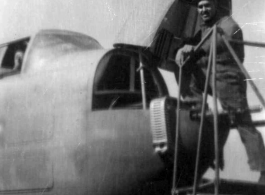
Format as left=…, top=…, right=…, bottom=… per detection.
left=24, top=30, right=102, bottom=74
left=0, top=30, right=103, bottom=78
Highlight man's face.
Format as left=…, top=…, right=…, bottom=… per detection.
left=197, top=0, right=217, bottom=22
left=14, top=50, right=24, bottom=70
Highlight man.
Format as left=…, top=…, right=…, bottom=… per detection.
left=0, top=40, right=27, bottom=78
left=0, top=49, right=24, bottom=78
left=13, top=40, right=28, bottom=71
left=175, top=0, right=265, bottom=183
left=13, top=49, right=24, bottom=71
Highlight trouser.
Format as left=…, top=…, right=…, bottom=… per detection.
left=235, top=111, right=265, bottom=171
left=188, top=72, right=265, bottom=171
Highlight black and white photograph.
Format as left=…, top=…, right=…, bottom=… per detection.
left=0, top=0, right=264, bottom=194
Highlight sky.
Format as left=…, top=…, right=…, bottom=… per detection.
left=0, top=0, right=140, bottom=48
left=1, top=0, right=265, bottom=182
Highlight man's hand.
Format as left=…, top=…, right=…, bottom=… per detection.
left=175, top=44, right=195, bottom=66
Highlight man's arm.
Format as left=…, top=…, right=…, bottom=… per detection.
left=217, top=17, right=245, bottom=62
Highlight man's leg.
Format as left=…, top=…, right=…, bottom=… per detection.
left=216, top=78, right=265, bottom=184
left=236, top=111, right=265, bottom=183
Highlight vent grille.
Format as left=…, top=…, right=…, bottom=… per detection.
left=151, top=29, right=173, bottom=60
left=150, top=97, right=176, bottom=153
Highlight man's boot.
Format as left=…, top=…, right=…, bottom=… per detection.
left=259, top=171, right=265, bottom=184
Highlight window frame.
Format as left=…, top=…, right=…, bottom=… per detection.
left=0, top=37, right=30, bottom=78
left=92, top=47, right=168, bottom=110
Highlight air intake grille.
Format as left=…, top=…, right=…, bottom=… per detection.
left=150, top=97, right=176, bottom=153
left=151, top=29, right=173, bottom=60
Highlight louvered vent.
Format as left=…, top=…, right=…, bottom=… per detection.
left=150, top=97, right=176, bottom=154
left=151, top=29, right=173, bottom=60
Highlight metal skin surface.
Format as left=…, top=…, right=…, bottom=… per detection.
left=0, top=30, right=169, bottom=195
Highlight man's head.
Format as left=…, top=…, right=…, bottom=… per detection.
left=13, top=50, right=24, bottom=70
left=197, top=0, right=217, bottom=23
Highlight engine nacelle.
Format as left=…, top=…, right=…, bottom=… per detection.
left=150, top=97, right=230, bottom=187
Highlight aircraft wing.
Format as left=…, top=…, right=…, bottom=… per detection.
left=114, top=0, right=174, bottom=47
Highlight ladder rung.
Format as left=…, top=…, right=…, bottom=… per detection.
left=187, top=194, right=243, bottom=195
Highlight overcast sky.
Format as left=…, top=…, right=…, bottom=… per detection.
left=0, top=0, right=264, bottom=47
left=0, top=0, right=134, bottom=47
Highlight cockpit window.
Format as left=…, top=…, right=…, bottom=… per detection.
left=96, top=54, right=140, bottom=91
left=24, top=30, right=103, bottom=74
left=92, top=49, right=161, bottom=110
left=0, top=38, right=29, bottom=78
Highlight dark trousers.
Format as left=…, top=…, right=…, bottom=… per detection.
left=187, top=70, right=265, bottom=171
left=236, top=111, right=265, bottom=171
